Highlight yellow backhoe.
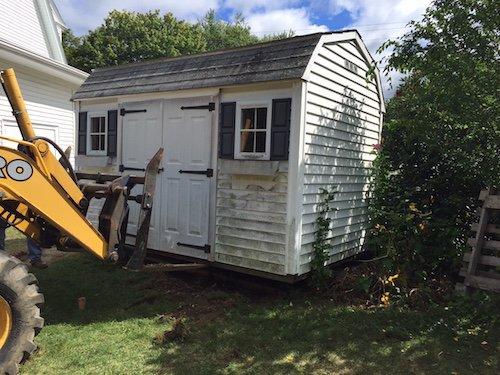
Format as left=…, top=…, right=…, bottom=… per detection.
left=0, top=68, right=163, bottom=374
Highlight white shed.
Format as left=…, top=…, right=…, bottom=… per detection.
left=73, top=31, right=385, bottom=281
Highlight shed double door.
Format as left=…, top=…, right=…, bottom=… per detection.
left=120, top=98, right=213, bottom=259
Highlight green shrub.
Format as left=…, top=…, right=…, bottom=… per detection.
left=369, top=0, right=499, bottom=284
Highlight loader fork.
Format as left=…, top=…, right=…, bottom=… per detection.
left=125, top=150, right=162, bottom=270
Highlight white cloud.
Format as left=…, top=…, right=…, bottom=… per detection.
left=335, top=0, right=429, bottom=49
left=326, top=0, right=431, bottom=96
left=328, top=0, right=362, bottom=15
left=54, top=0, right=218, bottom=34
left=247, top=8, right=328, bottom=36
left=223, top=0, right=300, bottom=14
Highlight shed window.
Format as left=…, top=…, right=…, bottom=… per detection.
left=87, top=113, right=107, bottom=155
left=235, top=104, right=271, bottom=159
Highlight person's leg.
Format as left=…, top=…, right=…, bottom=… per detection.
left=0, top=227, right=5, bottom=251
left=27, top=239, right=42, bottom=261
left=28, top=239, right=47, bottom=268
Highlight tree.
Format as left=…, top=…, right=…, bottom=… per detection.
left=63, top=10, right=205, bottom=72
left=369, top=0, right=499, bottom=282
left=63, top=10, right=292, bottom=72
left=199, top=10, right=259, bottom=51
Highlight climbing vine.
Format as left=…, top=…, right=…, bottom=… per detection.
left=310, top=187, right=337, bottom=287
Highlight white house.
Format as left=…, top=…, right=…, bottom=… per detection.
left=73, top=31, right=385, bottom=281
left=0, top=0, right=88, bottom=165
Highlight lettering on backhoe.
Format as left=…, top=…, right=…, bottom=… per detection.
left=0, top=157, right=33, bottom=181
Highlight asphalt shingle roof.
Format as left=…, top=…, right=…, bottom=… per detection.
left=72, top=32, right=336, bottom=100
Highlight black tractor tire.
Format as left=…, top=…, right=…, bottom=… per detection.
left=0, top=253, right=44, bottom=375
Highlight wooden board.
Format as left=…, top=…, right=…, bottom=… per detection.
left=459, top=271, right=500, bottom=292
left=484, top=195, right=500, bottom=209
left=463, top=252, right=500, bottom=267
left=467, top=238, right=500, bottom=251
left=143, top=263, right=208, bottom=272
left=471, top=223, right=500, bottom=235
left=461, top=187, right=499, bottom=293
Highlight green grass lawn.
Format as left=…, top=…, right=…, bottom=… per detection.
left=5, top=232, right=499, bottom=375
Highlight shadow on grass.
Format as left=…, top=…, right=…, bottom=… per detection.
left=18, top=242, right=500, bottom=375
left=151, top=296, right=499, bottom=374
left=31, top=253, right=177, bottom=325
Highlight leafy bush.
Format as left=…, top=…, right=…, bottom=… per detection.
left=369, top=0, right=499, bottom=284
left=310, top=188, right=336, bottom=288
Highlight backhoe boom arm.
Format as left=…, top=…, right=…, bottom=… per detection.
left=0, top=68, right=108, bottom=259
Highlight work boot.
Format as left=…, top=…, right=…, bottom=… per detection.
left=30, top=258, right=48, bottom=269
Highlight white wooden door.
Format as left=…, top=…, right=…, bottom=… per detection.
left=160, top=98, right=213, bottom=259
left=121, top=101, right=163, bottom=249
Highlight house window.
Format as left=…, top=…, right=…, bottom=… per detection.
left=87, top=113, right=107, bottom=155
left=235, top=103, right=271, bottom=159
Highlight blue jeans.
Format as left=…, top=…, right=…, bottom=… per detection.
left=0, top=227, right=5, bottom=251
left=28, top=238, right=42, bottom=261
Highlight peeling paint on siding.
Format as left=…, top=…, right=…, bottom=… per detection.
left=215, top=159, right=288, bottom=274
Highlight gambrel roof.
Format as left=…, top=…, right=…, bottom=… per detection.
left=72, top=30, right=384, bottom=109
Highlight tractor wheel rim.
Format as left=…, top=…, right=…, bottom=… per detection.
left=0, top=295, right=13, bottom=349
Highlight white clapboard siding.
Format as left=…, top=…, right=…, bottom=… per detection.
left=0, top=62, right=76, bottom=165
left=299, top=39, right=382, bottom=274
left=215, top=163, right=289, bottom=274
left=0, top=0, right=50, bottom=57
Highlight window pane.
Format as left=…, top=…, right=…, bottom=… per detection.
left=100, top=117, right=106, bottom=132
left=241, top=108, right=255, bottom=130
left=91, top=117, right=100, bottom=133
left=255, top=132, right=266, bottom=153
left=256, top=108, right=267, bottom=129
left=240, top=132, right=254, bottom=152
left=100, top=135, right=106, bottom=150
left=91, top=135, right=99, bottom=150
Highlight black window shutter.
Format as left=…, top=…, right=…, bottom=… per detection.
left=219, top=102, right=236, bottom=159
left=77, top=111, right=87, bottom=155
left=270, top=98, right=292, bottom=160
left=107, top=110, right=118, bottom=157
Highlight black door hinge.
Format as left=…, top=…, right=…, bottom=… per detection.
left=177, top=242, right=211, bottom=253
left=120, top=108, right=147, bottom=116
left=119, top=164, right=146, bottom=172
left=180, top=102, right=215, bottom=112
left=178, top=168, right=213, bottom=178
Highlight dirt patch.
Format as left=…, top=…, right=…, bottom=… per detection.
left=146, top=272, right=240, bottom=324
left=134, top=265, right=292, bottom=346
left=154, top=318, right=189, bottom=344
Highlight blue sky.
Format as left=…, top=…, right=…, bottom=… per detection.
left=53, top=0, right=431, bottom=95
